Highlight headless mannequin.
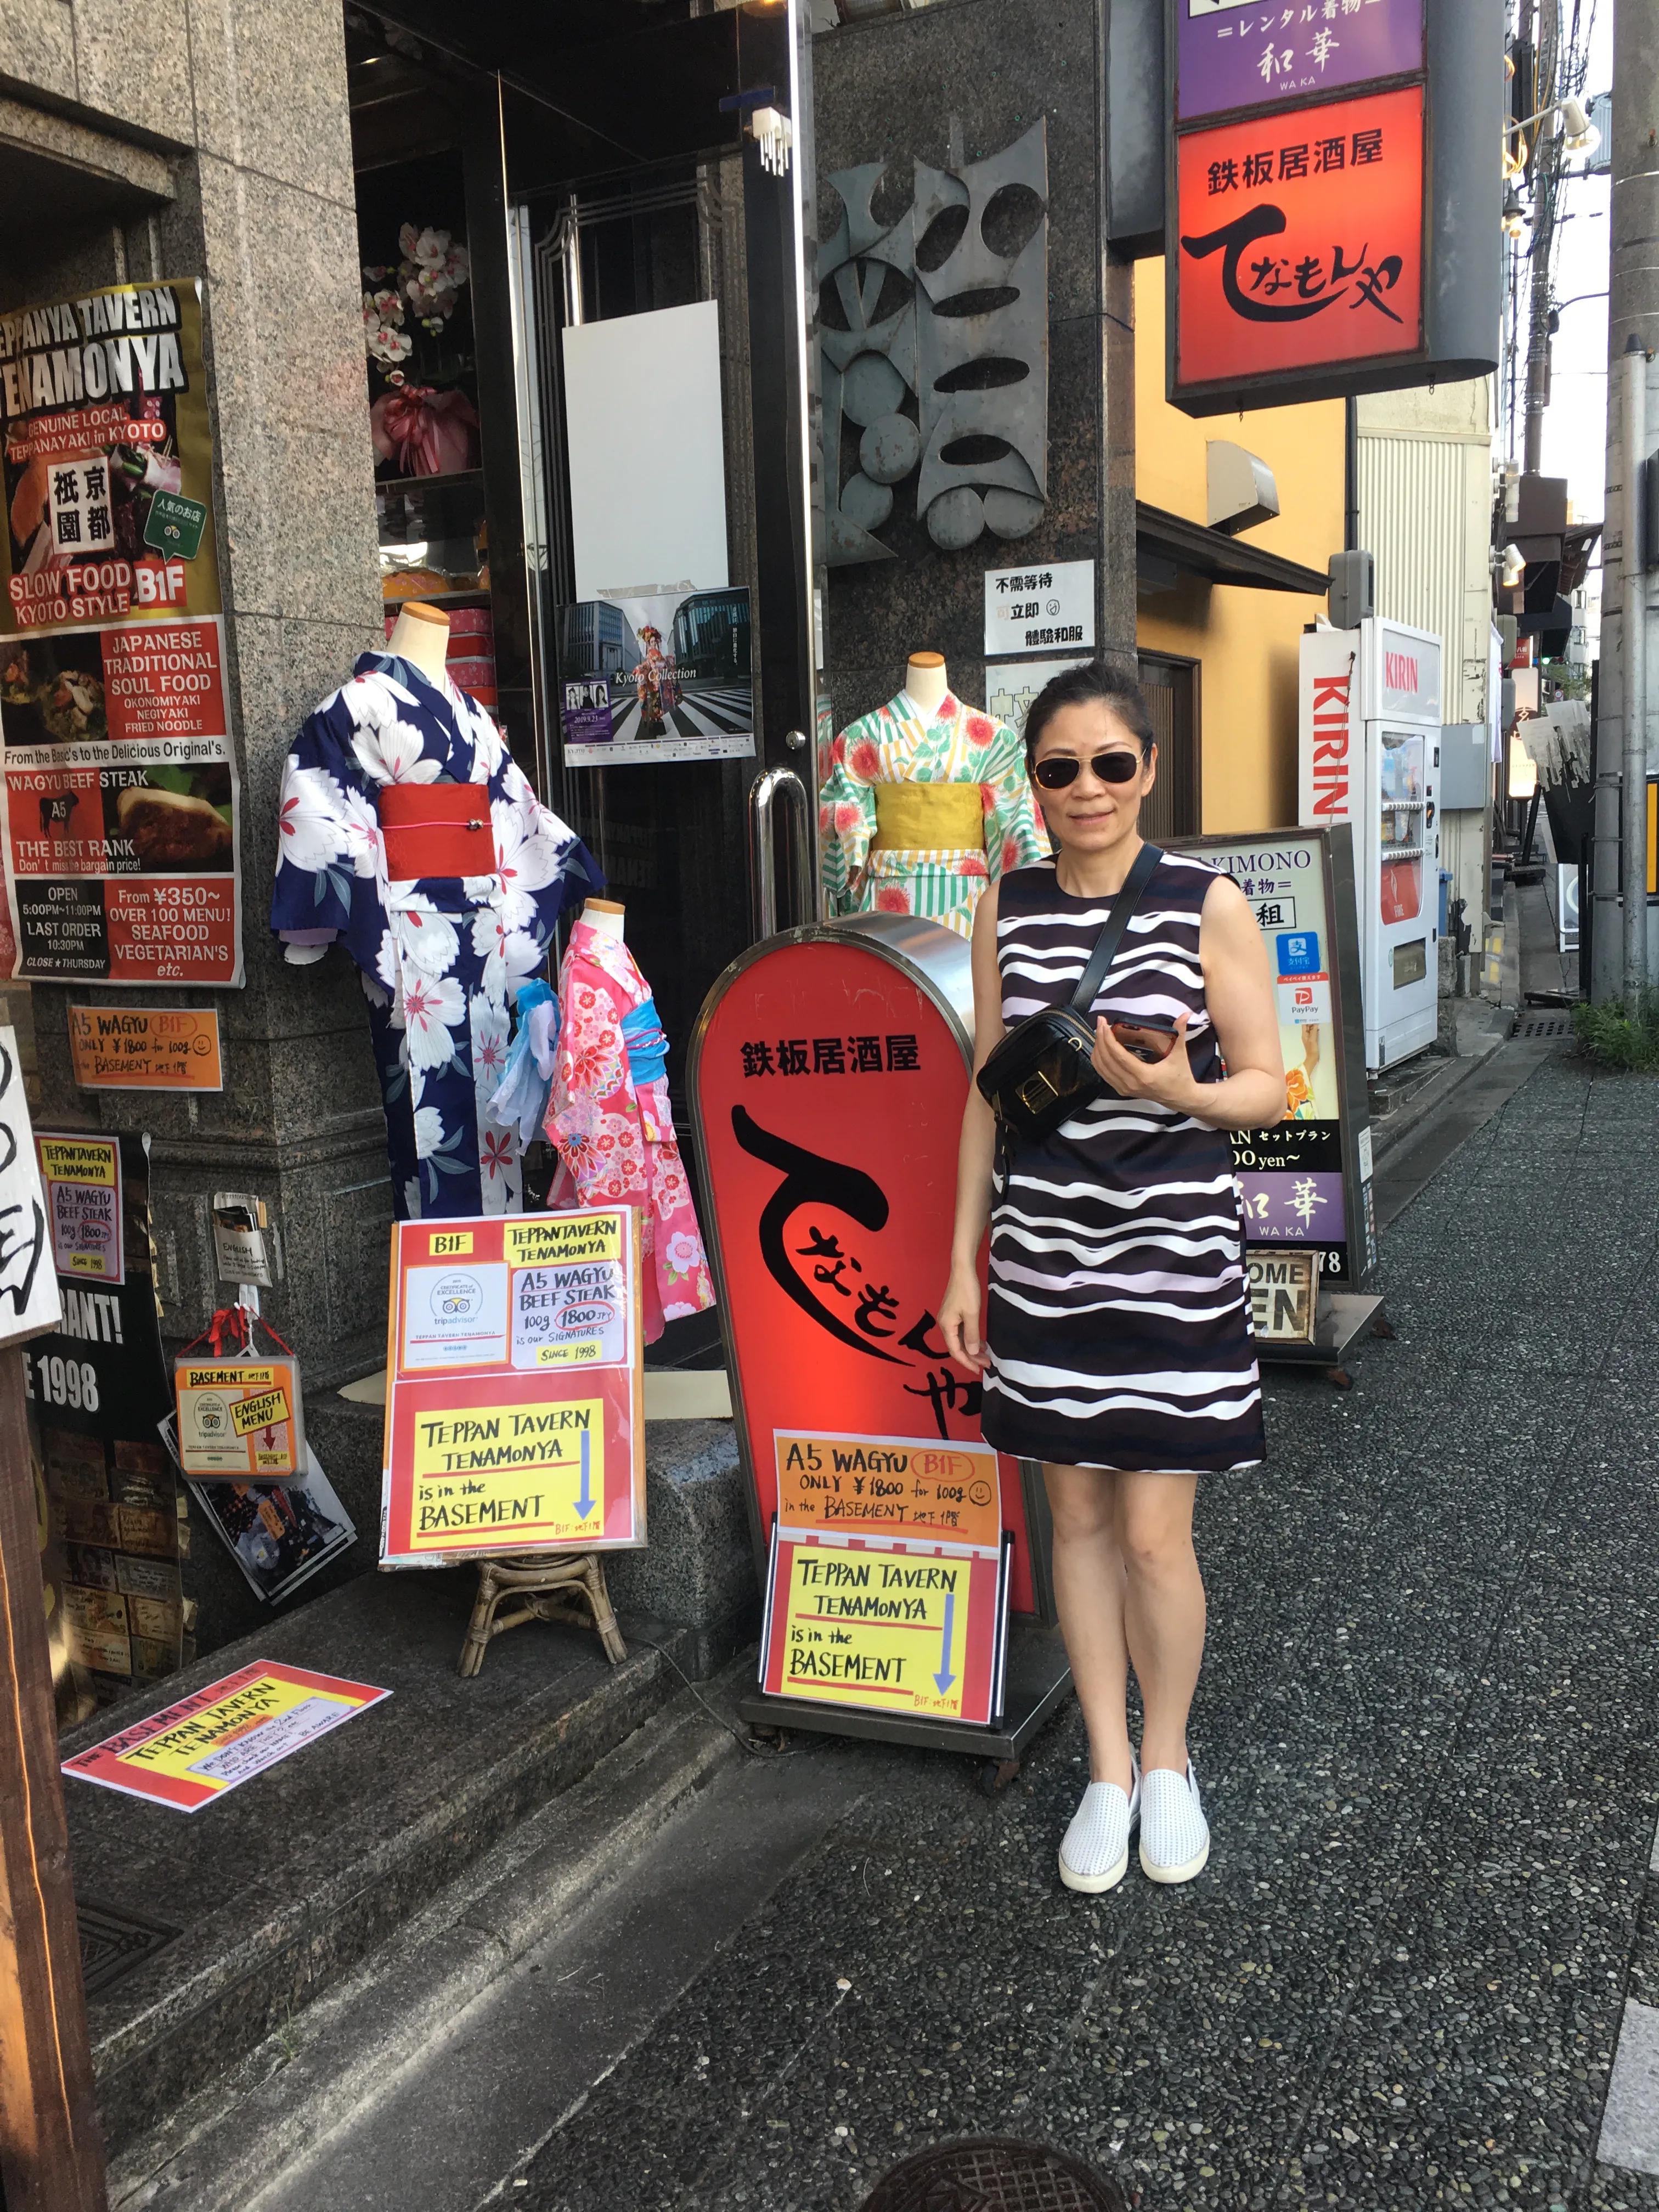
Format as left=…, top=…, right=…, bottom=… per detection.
left=281, top=601, right=453, bottom=967
left=387, top=600, right=450, bottom=684
left=904, top=650, right=951, bottom=719
left=582, top=897, right=625, bottom=943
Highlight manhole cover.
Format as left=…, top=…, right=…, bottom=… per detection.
left=76, top=1895, right=180, bottom=1998
left=1515, top=1014, right=1572, bottom=1039
left=860, top=2137, right=1127, bottom=2212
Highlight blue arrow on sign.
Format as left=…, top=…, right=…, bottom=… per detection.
left=574, top=1429, right=595, bottom=1519
left=933, top=1590, right=956, bottom=1695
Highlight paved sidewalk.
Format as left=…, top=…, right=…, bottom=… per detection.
left=518, top=1045, right=1659, bottom=2212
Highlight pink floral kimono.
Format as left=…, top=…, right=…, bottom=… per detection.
left=545, top=916, right=715, bottom=1340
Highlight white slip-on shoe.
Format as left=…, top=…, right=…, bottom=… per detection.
left=1138, top=1758, right=1210, bottom=1884
left=1058, top=1758, right=1141, bottom=1894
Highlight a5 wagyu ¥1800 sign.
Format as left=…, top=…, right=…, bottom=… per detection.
left=1164, top=0, right=1503, bottom=416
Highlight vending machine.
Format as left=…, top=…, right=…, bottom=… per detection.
left=1299, top=618, right=1443, bottom=1074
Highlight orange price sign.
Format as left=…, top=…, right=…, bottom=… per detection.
left=67, top=1004, right=222, bottom=1090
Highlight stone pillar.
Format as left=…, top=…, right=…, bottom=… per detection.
left=3, top=0, right=392, bottom=1384
left=813, top=0, right=1136, bottom=732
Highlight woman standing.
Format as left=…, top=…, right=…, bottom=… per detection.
left=939, top=662, right=1283, bottom=1893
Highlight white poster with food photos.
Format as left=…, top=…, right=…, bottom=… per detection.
left=0, top=280, right=240, bottom=986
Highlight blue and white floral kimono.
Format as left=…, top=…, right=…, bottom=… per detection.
left=270, top=653, right=600, bottom=1218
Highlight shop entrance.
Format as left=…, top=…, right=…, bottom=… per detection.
left=515, top=175, right=755, bottom=1132
left=348, top=3, right=823, bottom=1359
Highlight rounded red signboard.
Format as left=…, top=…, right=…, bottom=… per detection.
left=691, top=923, right=1037, bottom=1615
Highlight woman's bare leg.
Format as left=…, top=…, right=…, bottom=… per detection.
left=1042, top=1462, right=1133, bottom=1792
left=1114, top=1471, right=1205, bottom=1774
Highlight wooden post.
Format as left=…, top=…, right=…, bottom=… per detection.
left=0, top=1344, right=107, bottom=2212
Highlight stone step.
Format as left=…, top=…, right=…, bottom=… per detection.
left=64, top=1566, right=724, bottom=2158
left=105, top=1674, right=753, bottom=2210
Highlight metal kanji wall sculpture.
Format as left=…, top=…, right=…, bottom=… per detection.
left=821, top=122, right=1048, bottom=566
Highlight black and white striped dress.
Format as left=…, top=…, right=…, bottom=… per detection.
left=979, top=852, right=1265, bottom=1475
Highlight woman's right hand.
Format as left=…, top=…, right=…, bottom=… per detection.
left=938, top=1261, right=990, bottom=1375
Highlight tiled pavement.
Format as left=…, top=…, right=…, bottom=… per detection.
left=518, top=1047, right=1659, bottom=2212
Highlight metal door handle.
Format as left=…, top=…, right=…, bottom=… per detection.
left=748, top=766, right=810, bottom=939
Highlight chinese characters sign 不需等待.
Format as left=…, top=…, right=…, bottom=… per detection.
left=381, top=1210, right=646, bottom=1567
left=1174, top=84, right=1424, bottom=399
left=982, top=560, right=1094, bottom=661
left=1176, top=0, right=1424, bottom=125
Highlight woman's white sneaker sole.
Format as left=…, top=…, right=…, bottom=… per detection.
left=1058, top=1843, right=1130, bottom=1894
left=1139, top=1837, right=1209, bottom=1884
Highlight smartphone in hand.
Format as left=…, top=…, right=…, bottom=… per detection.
left=1108, top=1015, right=1180, bottom=1065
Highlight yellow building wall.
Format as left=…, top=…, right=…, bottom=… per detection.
left=1135, top=262, right=1347, bottom=832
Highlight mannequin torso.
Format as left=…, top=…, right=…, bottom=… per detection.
left=582, top=898, right=625, bottom=943
left=821, top=653, right=1048, bottom=938
left=903, top=650, right=950, bottom=720
left=387, top=600, right=450, bottom=685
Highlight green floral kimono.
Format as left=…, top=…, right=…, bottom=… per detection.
left=818, top=689, right=1046, bottom=939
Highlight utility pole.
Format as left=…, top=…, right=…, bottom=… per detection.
left=1522, top=0, right=1560, bottom=473
left=1592, top=0, right=1658, bottom=1001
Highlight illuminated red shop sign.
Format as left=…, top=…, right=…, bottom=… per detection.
left=1172, top=83, right=1424, bottom=402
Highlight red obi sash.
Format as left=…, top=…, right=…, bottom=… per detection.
left=379, top=782, right=495, bottom=879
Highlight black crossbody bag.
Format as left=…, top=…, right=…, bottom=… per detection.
left=975, top=842, right=1163, bottom=1148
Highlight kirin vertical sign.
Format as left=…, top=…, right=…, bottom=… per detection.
left=1165, top=0, right=1503, bottom=415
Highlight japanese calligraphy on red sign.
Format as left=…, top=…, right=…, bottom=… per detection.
left=1173, top=84, right=1424, bottom=400
left=690, top=935, right=1039, bottom=1617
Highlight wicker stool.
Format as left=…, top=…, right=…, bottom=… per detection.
left=458, top=1552, right=627, bottom=1677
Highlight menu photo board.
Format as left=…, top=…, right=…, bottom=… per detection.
left=381, top=1209, right=646, bottom=1568
left=1174, top=827, right=1376, bottom=1303
left=0, top=280, right=242, bottom=986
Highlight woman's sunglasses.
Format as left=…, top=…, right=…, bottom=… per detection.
left=1031, top=749, right=1143, bottom=791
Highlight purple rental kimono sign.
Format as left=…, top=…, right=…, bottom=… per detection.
left=1176, top=0, right=1425, bottom=123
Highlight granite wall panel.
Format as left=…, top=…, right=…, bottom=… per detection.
left=0, top=0, right=78, bottom=106
left=0, top=0, right=392, bottom=1377
left=814, top=0, right=1132, bottom=742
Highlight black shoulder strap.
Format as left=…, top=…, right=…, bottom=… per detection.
left=1065, top=843, right=1163, bottom=1017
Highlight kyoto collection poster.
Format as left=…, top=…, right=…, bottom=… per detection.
left=0, top=280, right=243, bottom=986
left=555, top=586, right=754, bottom=769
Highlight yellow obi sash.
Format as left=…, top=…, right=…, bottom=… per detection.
left=870, top=781, right=985, bottom=853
